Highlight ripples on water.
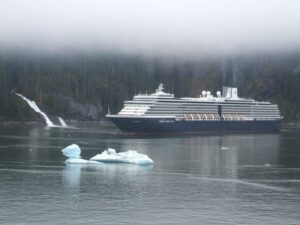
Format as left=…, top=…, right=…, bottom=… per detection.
left=0, top=122, right=300, bottom=225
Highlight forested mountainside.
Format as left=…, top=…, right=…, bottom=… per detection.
left=0, top=51, right=299, bottom=122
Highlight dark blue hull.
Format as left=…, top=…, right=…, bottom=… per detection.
left=108, top=117, right=281, bottom=134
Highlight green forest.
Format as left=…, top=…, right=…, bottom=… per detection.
left=0, top=51, right=299, bottom=122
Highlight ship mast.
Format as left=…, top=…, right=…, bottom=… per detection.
left=156, top=83, right=164, bottom=93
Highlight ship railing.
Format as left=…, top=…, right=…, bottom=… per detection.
left=179, top=113, right=270, bottom=121
left=179, top=113, right=282, bottom=121
left=180, top=113, right=221, bottom=121
left=222, top=114, right=248, bottom=120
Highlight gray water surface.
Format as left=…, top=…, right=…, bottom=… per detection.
left=1, top=123, right=300, bottom=225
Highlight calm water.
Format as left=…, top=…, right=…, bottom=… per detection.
left=1, top=122, right=300, bottom=225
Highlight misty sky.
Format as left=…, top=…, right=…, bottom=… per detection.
left=1, top=0, right=300, bottom=56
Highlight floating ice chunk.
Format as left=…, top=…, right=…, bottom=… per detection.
left=90, top=148, right=153, bottom=165
left=62, top=144, right=81, bottom=159
left=61, top=145, right=153, bottom=165
left=65, top=158, right=100, bottom=164
left=65, top=158, right=89, bottom=164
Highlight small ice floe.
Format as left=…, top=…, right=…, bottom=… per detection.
left=90, top=148, right=153, bottom=165
left=61, top=144, right=153, bottom=165
left=65, top=158, right=90, bottom=164
left=62, top=144, right=99, bottom=164
left=62, top=144, right=81, bottom=159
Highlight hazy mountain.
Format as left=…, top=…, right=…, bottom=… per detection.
left=0, top=51, right=299, bottom=122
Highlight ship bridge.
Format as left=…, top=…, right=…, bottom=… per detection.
left=118, top=84, right=174, bottom=116
left=133, top=84, right=174, bottom=100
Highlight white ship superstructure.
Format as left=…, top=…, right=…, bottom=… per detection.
left=115, top=84, right=282, bottom=121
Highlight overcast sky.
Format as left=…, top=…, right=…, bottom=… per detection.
left=1, top=0, right=300, bottom=56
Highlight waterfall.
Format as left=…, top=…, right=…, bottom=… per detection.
left=15, top=93, right=55, bottom=127
left=58, top=117, right=67, bottom=127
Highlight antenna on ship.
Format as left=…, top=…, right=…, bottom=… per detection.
left=156, top=83, right=164, bottom=93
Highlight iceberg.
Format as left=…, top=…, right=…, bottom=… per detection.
left=65, top=158, right=89, bottom=164
left=65, top=158, right=100, bottom=164
left=90, top=148, right=153, bottom=165
left=62, top=144, right=81, bottom=159
left=61, top=144, right=153, bottom=165
left=62, top=144, right=101, bottom=164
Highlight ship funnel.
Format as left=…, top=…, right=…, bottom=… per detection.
left=222, top=87, right=238, bottom=98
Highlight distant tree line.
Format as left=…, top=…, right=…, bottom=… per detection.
left=0, top=51, right=299, bottom=121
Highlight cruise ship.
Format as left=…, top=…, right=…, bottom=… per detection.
left=107, top=84, right=282, bottom=133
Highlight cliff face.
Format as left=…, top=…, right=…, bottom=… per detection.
left=0, top=52, right=299, bottom=122
left=55, top=94, right=103, bottom=120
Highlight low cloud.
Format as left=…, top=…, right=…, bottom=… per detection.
left=1, top=0, right=300, bottom=56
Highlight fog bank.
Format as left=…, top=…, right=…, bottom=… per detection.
left=1, top=0, right=300, bottom=56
